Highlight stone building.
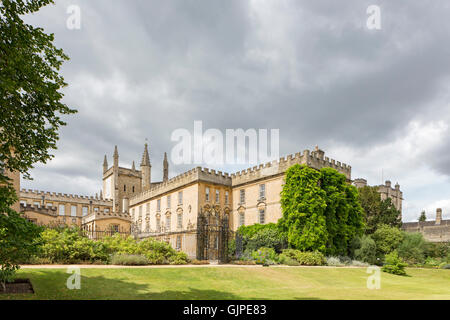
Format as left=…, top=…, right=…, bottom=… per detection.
left=128, top=146, right=352, bottom=259
left=402, top=208, right=450, bottom=242
left=353, top=178, right=403, bottom=215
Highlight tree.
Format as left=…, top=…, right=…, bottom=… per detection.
left=0, top=0, right=75, bottom=286
left=279, top=165, right=328, bottom=252
left=0, top=0, right=77, bottom=186
left=371, top=224, right=404, bottom=258
left=320, top=168, right=365, bottom=256
left=358, top=186, right=402, bottom=234
left=418, top=210, right=426, bottom=222
left=279, top=165, right=365, bottom=254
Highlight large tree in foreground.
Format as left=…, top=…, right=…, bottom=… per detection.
left=279, top=165, right=365, bottom=255
left=0, top=0, right=76, bottom=289
left=0, top=0, right=76, bottom=185
left=358, top=186, right=402, bottom=234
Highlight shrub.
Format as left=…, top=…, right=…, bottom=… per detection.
left=110, top=254, right=150, bottom=265
left=441, top=264, right=450, bottom=269
left=353, top=235, right=377, bottom=265
left=326, top=256, right=343, bottom=266
left=397, top=232, right=426, bottom=265
left=382, top=251, right=407, bottom=276
left=237, top=223, right=287, bottom=254
left=280, top=249, right=325, bottom=266
left=372, top=225, right=404, bottom=257
left=424, top=242, right=449, bottom=259
left=0, top=210, right=42, bottom=290
left=251, top=247, right=278, bottom=265
left=169, top=252, right=189, bottom=265
left=350, top=260, right=369, bottom=267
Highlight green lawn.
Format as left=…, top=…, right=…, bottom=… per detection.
left=1, top=266, right=449, bottom=300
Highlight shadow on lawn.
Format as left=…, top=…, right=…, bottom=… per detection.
left=7, top=270, right=322, bottom=300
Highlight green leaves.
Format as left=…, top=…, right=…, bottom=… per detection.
left=0, top=0, right=76, bottom=181
left=280, top=165, right=365, bottom=255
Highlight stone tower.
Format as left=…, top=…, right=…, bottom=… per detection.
left=113, top=145, right=119, bottom=213
left=436, top=208, right=442, bottom=225
left=163, top=152, right=169, bottom=182
left=141, top=143, right=151, bottom=191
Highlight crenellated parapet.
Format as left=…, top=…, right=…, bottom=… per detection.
left=231, top=147, right=351, bottom=186
left=130, top=167, right=232, bottom=206
left=82, top=210, right=131, bottom=224
left=20, top=189, right=113, bottom=206
left=20, top=203, right=58, bottom=216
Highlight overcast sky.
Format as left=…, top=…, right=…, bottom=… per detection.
left=20, top=0, right=450, bottom=222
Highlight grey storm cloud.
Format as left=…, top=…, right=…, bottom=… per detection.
left=21, top=0, right=450, bottom=221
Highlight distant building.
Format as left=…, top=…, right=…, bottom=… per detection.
left=402, top=208, right=450, bottom=242
left=353, top=178, right=403, bottom=216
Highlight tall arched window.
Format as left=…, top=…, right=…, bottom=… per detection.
left=259, top=208, right=265, bottom=224
left=239, top=212, right=245, bottom=227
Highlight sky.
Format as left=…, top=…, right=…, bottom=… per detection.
left=20, top=0, right=450, bottom=222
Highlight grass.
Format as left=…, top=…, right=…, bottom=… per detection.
left=0, top=266, right=449, bottom=300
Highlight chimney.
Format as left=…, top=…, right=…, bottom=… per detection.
left=436, top=208, right=442, bottom=225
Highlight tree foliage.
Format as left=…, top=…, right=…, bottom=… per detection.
left=0, top=0, right=76, bottom=287
left=0, top=0, right=77, bottom=183
left=418, top=210, right=426, bottom=222
left=358, top=186, right=402, bottom=234
left=279, top=164, right=365, bottom=255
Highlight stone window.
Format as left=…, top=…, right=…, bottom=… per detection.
left=259, top=184, right=266, bottom=199
left=71, top=205, right=77, bottom=217
left=205, top=187, right=210, bottom=201
left=33, top=201, right=40, bottom=208
left=239, top=212, right=245, bottom=226
left=240, top=189, right=245, bottom=204
left=132, top=186, right=135, bottom=193
left=139, top=205, right=142, bottom=217
left=104, top=208, right=110, bottom=213
left=94, top=207, right=99, bottom=212
left=82, top=206, right=88, bottom=216
left=146, top=203, right=150, bottom=215
left=177, top=213, right=182, bottom=229
left=156, top=216, right=161, bottom=232
left=124, top=185, right=126, bottom=192
left=58, top=204, right=65, bottom=216
left=178, top=191, right=183, bottom=205
left=176, top=235, right=181, bottom=250
left=20, top=200, right=27, bottom=207
left=225, top=191, right=229, bottom=204
left=157, top=199, right=161, bottom=211
left=165, top=214, right=171, bottom=232
left=167, top=195, right=171, bottom=208
left=215, top=190, right=220, bottom=203
left=46, top=202, right=53, bottom=208
left=145, top=221, right=150, bottom=232
left=259, top=208, right=265, bottom=224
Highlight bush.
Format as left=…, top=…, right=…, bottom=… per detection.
left=110, top=254, right=150, bottom=265
left=424, top=242, right=449, bottom=259
left=441, top=264, right=450, bottom=269
left=251, top=247, right=278, bottom=265
left=372, top=225, right=404, bottom=257
left=169, top=252, right=189, bottom=265
left=353, top=235, right=377, bottom=265
left=279, top=249, right=325, bottom=266
left=350, top=260, right=369, bottom=267
left=397, top=232, right=426, bottom=265
left=382, top=251, right=407, bottom=276
left=237, top=223, right=287, bottom=254
left=326, top=256, right=343, bottom=266
left=39, top=228, right=109, bottom=263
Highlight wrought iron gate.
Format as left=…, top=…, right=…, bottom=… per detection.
left=196, top=211, right=231, bottom=263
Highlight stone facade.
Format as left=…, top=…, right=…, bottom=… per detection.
left=19, top=189, right=113, bottom=227
left=402, top=208, right=450, bottom=243
left=353, top=178, right=403, bottom=216
left=129, top=146, right=353, bottom=258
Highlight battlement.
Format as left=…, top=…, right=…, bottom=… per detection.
left=20, top=189, right=113, bottom=206
left=130, top=166, right=232, bottom=206
left=20, top=203, right=58, bottom=216
left=231, top=148, right=351, bottom=186
left=82, top=210, right=132, bottom=223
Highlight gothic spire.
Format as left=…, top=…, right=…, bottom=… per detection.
left=141, top=143, right=150, bottom=167
left=163, top=152, right=169, bottom=182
